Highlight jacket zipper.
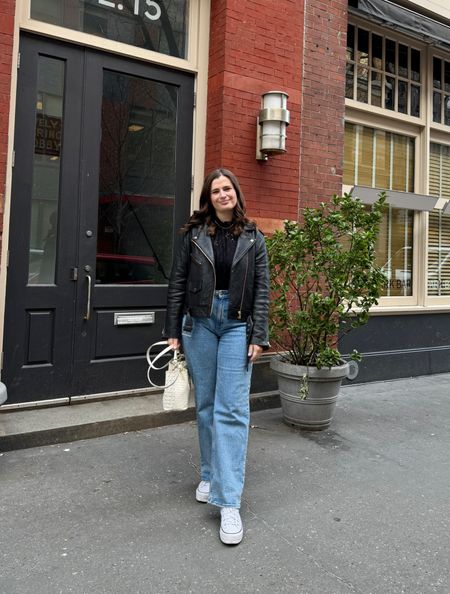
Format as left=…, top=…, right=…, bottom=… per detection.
left=191, top=239, right=216, bottom=316
left=237, top=255, right=249, bottom=320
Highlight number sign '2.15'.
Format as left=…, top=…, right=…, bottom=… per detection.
left=98, top=0, right=162, bottom=21
left=30, top=0, right=189, bottom=58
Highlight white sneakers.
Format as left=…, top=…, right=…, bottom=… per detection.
left=196, top=481, right=244, bottom=544
left=219, top=507, right=243, bottom=545
left=195, top=480, right=210, bottom=503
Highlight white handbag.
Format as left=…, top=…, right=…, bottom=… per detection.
left=146, top=341, right=190, bottom=411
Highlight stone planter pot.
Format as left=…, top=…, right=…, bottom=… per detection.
left=270, top=356, right=349, bottom=430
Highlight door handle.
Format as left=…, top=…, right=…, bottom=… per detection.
left=84, top=273, right=92, bottom=320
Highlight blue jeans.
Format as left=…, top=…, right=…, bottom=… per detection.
left=182, top=291, right=252, bottom=508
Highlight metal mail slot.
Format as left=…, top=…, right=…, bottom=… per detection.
left=114, top=311, right=155, bottom=326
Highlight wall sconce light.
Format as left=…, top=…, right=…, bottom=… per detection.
left=256, top=91, right=290, bottom=161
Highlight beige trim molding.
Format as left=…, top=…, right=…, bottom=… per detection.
left=17, top=0, right=202, bottom=72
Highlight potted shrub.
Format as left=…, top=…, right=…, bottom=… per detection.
left=266, top=192, right=386, bottom=430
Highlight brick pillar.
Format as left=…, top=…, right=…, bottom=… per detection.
left=0, top=1, right=15, bottom=250
left=299, top=0, right=348, bottom=210
left=206, top=0, right=303, bottom=231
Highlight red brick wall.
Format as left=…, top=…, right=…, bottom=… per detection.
left=206, top=0, right=348, bottom=229
left=0, top=1, right=15, bottom=250
left=299, top=0, right=348, bottom=209
left=206, top=0, right=303, bottom=231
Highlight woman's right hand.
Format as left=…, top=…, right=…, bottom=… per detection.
left=167, top=338, right=180, bottom=350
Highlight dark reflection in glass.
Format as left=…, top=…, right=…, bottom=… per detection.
left=357, top=65, right=368, bottom=103
left=372, top=34, right=382, bottom=62
left=31, top=0, right=189, bottom=58
left=370, top=70, right=382, bottom=107
left=433, top=57, right=442, bottom=89
left=411, top=85, right=420, bottom=117
left=411, top=49, right=420, bottom=82
left=371, top=33, right=383, bottom=107
left=28, top=56, right=65, bottom=285
left=345, top=63, right=354, bottom=99
left=445, top=96, right=450, bottom=126
left=96, top=70, right=178, bottom=285
left=433, top=91, right=441, bottom=123
left=385, top=76, right=394, bottom=110
left=398, top=44, right=408, bottom=78
left=385, top=39, right=396, bottom=74
left=358, top=29, right=369, bottom=64
left=346, top=24, right=355, bottom=62
left=398, top=80, right=407, bottom=114
left=445, top=62, right=450, bottom=93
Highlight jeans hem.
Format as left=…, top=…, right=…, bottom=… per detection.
left=208, top=499, right=241, bottom=509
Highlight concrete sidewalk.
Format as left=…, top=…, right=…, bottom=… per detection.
left=1, top=373, right=449, bottom=594
left=0, top=389, right=279, bottom=453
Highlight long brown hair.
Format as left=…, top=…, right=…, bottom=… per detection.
left=181, top=168, right=254, bottom=235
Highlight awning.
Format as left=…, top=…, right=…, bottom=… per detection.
left=352, top=186, right=439, bottom=211
left=349, top=0, right=450, bottom=51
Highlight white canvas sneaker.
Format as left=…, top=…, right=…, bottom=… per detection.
left=219, top=507, right=243, bottom=545
left=195, top=480, right=210, bottom=503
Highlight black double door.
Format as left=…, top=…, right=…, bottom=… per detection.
left=3, top=34, right=194, bottom=403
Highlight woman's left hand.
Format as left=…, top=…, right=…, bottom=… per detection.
left=247, top=344, right=263, bottom=363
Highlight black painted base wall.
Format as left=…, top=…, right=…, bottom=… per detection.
left=339, top=313, right=450, bottom=384
left=250, top=356, right=278, bottom=394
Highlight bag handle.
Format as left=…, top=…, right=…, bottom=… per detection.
left=147, top=341, right=176, bottom=370
left=146, top=341, right=181, bottom=389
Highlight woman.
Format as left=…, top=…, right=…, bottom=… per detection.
left=164, top=168, right=270, bottom=545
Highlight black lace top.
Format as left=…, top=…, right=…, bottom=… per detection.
left=212, top=220, right=238, bottom=290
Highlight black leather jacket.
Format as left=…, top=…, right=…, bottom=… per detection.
left=164, top=223, right=270, bottom=348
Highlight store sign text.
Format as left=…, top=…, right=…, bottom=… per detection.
left=35, top=115, right=61, bottom=157
left=98, top=0, right=162, bottom=20
left=383, top=279, right=412, bottom=290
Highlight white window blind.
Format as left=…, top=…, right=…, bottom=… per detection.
left=344, top=122, right=416, bottom=297
left=428, top=143, right=450, bottom=296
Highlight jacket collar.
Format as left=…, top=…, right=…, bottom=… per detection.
left=191, top=224, right=256, bottom=267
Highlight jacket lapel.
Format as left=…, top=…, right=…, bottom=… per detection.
left=192, top=226, right=215, bottom=264
left=232, top=228, right=255, bottom=267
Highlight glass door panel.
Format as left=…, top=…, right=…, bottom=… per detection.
left=28, top=56, right=65, bottom=284
left=96, top=70, right=178, bottom=285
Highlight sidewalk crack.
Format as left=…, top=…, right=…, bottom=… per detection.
left=242, top=498, right=363, bottom=594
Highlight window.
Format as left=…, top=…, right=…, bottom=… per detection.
left=344, top=122, right=415, bottom=297
left=346, top=24, right=421, bottom=117
left=378, top=209, right=414, bottom=297
left=428, top=143, right=450, bottom=296
left=344, top=123, right=414, bottom=191
left=432, top=57, right=450, bottom=126
left=346, top=18, right=450, bottom=308
left=30, top=0, right=190, bottom=58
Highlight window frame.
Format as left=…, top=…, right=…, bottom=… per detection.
left=344, top=109, right=423, bottom=307
left=18, top=0, right=203, bottom=73
left=429, top=47, right=450, bottom=135
left=346, top=19, right=425, bottom=125
left=346, top=17, right=450, bottom=312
